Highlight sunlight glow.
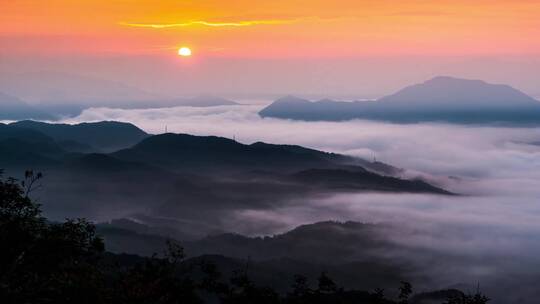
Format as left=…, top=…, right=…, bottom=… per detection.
left=178, top=47, right=192, bottom=56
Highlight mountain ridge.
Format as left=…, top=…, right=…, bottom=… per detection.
left=9, top=120, right=149, bottom=152
left=0, top=92, right=55, bottom=120
left=0, top=120, right=451, bottom=233
left=259, top=76, right=540, bottom=124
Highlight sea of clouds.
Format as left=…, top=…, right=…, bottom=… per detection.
left=63, top=104, right=540, bottom=242
left=62, top=104, right=540, bottom=301
left=64, top=104, right=540, bottom=191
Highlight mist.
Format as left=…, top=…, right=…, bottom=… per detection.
left=65, top=104, right=540, bottom=187
left=58, top=104, right=540, bottom=302
left=63, top=103, right=540, bottom=244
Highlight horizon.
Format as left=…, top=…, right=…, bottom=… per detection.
left=2, top=1, right=540, bottom=102
left=1, top=72, right=539, bottom=105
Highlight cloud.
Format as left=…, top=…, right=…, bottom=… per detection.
left=61, top=105, right=540, bottom=301
left=118, top=16, right=340, bottom=29
left=119, top=19, right=298, bottom=29
left=63, top=104, right=540, bottom=231
left=64, top=104, right=540, bottom=190
left=64, top=104, right=540, bottom=233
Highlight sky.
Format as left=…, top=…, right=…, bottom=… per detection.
left=1, top=0, right=540, bottom=100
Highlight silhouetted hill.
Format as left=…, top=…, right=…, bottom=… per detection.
left=1, top=121, right=450, bottom=232
left=113, top=133, right=406, bottom=178
left=0, top=123, right=65, bottom=169
left=10, top=120, right=149, bottom=151
left=56, top=140, right=94, bottom=153
left=0, top=138, right=62, bottom=169
left=0, top=92, right=54, bottom=120
left=112, top=133, right=410, bottom=177
left=379, top=76, right=539, bottom=108
left=112, top=133, right=346, bottom=173
left=260, top=77, right=540, bottom=124
left=259, top=95, right=367, bottom=121
left=101, top=221, right=391, bottom=263
left=187, top=221, right=389, bottom=263
left=0, top=120, right=150, bottom=173
left=67, top=153, right=148, bottom=172
left=290, top=169, right=451, bottom=194
left=98, top=220, right=408, bottom=291
left=103, top=95, right=241, bottom=109
left=0, top=123, right=54, bottom=143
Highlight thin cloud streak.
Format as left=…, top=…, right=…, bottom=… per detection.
left=119, top=19, right=298, bottom=28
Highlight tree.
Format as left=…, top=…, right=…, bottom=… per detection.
left=398, top=281, right=412, bottom=304
left=317, top=272, right=338, bottom=294
left=112, top=241, right=202, bottom=304
left=0, top=171, right=106, bottom=303
left=444, top=291, right=490, bottom=304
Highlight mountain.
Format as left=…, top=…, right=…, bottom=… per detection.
left=0, top=120, right=151, bottom=170
left=289, top=169, right=451, bottom=194
left=185, top=221, right=389, bottom=263
left=0, top=123, right=64, bottom=169
left=0, top=92, right=55, bottom=120
left=0, top=72, right=242, bottom=119
left=9, top=120, right=149, bottom=152
left=0, top=71, right=162, bottom=105
left=98, top=220, right=409, bottom=291
left=26, top=95, right=240, bottom=119
left=0, top=72, right=169, bottom=118
left=259, top=95, right=368, bottom=121
left=167, top=95, right=240, bottom=107
left=259, top=77, right=540, bottom=124
left=378, top=76, right=540, bottom=109
left=0, top=138, right=63, bottom=169
left=0, top=123, right=53, bottom=143
left=112, top=133, right=345, bottom=174
left=111, top=133, right=401, bottom=175
left=0, top=121, right=450, bottom=232
left=103, top=95, right=239, bottom=109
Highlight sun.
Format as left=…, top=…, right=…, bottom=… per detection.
left=178, top=47, right=192, bottom=57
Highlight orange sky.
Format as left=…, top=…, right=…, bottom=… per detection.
left=2, top=0, right=540, bottom=58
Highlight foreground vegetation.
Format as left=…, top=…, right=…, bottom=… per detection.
left=0, top=171, right=489, bottom=304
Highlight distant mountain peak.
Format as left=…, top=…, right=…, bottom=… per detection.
left=259, top=77, right=540, bottom=124
left=0, top=92, right=55, bottom=120
left=9, top=120, right=148, bottom=151
left=317, top=98, right=337, bottom=103
left=172, top=95, right=239, bottom=107
left=274, top=95, right=311, bottom=103
left=425, top=75, right=485, bottom=84
left=378, top=76, right=538, bottom=108
left=135, top=133, right=237, bottom=147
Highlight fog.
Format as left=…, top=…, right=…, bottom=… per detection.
left=64, top=104, right=540, bottom=238
left=65, top=104, right=540, bottom=189
left=60, top=105, right=540, bottom=302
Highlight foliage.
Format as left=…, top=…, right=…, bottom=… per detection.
left=0, top=171, right=105, bottom=303
left=444, top=291, right=490, bottom=304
